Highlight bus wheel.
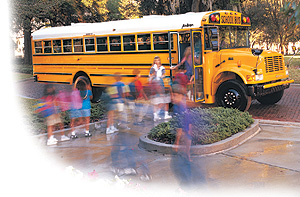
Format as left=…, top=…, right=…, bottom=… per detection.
left=216, top=80, right=252, bottom=111
left=257, top=90, right=284, bottom=105
left=74, top=76, right=90, bottom=100
left=92, top=87, right=105, bottom=103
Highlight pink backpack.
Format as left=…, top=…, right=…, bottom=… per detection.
left=71, top=89, right=83, bottom=110
left=57, top=91, right=71, bottom=112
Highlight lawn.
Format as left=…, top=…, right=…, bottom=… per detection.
left=284, top=57, right=300, bottom=84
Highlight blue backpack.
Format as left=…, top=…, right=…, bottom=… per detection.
left=128, top=81, right=137, bottom=100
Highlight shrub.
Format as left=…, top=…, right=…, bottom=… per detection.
left=148, top=107, right=254, bottom=145
left=20, top=98, right=107, bottom=135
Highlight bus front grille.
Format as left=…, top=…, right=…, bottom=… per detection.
left=265, top=56, right=284, bottom=73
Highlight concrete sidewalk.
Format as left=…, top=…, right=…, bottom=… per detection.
left=36, top=117, right=300, bottom=194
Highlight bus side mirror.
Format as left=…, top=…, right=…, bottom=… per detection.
left=211, top=41, right=218, bottom=51
left=210, top=28, right=218, bottom=51
left=251, top=49, right=263, bottom=56
left=210, top=28, right=218, bottom=39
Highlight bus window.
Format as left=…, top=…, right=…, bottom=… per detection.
left=123, top=35, right=136, bottom=51
left=219, top=26, right=249, bottom=49
left=85, top=37, right=95, bottom=52
left=109, top=36, right=121, bottom=51
left=96, top=37, right=108, bottom=52
left=34, top=41, right=43, bottom=54
left=63, top=39, right=72, bottom=53
left=73, top=38, right=83, bottom=52
left=137, top=34, right=151, bottom=50
left=43, top=41, right=52, bottom=53
left=204, top=28, right=211, bottom=50
left=193, top=32, right=202, bottom=65
left=153, top=33, right=168, bottom=50
left=53, top=40, right=62, bottom=53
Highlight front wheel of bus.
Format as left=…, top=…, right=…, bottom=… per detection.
left=216, top=80, right=252, bottom=111
left=257, top=90, right=284, bottom=105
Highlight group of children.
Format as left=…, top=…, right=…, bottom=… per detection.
left=38, top=80, right=93, bottom=146
left=39, top=49, right=194, bottom=149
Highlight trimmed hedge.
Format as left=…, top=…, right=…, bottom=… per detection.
left=20, top=98, right=107, bottom=135
left=148, top=107, right=254, bottom=145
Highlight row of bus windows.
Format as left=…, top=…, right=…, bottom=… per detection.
left=34, top=33, right=171, bottom=54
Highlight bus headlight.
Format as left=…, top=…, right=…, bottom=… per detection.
left=286, top=70, right=289, bottom=76
left=255, top=74, right=263, bottom=81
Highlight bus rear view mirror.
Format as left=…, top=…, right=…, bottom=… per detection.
left=210, top=28, right=218, bottom=39
left=251, top=49, right=263, bottom=56
left=211, top=41, right=218, bottom=51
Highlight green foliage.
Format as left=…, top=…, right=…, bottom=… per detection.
left=148, top=107, right=254, bottom=145
left=284, top=57, right=300, bottom=84
left=20, top=98, right=107, bottom=135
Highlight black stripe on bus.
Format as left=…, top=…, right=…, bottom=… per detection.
left=33, top=63, right=170, bottom=67
left=37, top=80, right=71, bottom=84
left=34, top=72, right=72, bottom=75
left=90, top=74, right=170, bottom=78
left=33, top=50, right=176, bottom=56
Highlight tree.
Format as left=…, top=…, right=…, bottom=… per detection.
left=11, top=0, right=109, bottom=65
left=107, top=0, right=122, bottom=21
left=119, top=0, right=141, bottom=19
left=244, top=0, right=299, bottom=54
left=11, top=0, right=63, bottom=65
left=282, top=1, right=300, bottom=26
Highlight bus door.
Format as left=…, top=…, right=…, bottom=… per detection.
left=191, top=30, right=204, bottom=101
left=168, top=31, right=180, bottom=67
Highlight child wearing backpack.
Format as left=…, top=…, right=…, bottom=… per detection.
left=37, top=84, right=69, bottom=145
left=131, top=68, right=149, bottom=125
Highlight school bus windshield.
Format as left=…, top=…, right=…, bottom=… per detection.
left=219, top=26, right=249, bottom=49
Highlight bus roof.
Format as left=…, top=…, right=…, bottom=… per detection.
left=32, top=12, right=211, bottom=40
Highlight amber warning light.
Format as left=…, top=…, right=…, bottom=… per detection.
left=242, top=16, right=250, bottom=24
left=209, top=13, right=220, bottom=23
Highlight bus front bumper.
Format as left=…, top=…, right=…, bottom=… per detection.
left=247, top=79, right=294, bottom=98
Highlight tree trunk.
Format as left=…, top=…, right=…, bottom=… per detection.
left=23, top=17, right=32, bottom=66
left=191, top=0, right=201, bottom=12
left=24, top=29, right=32, bottom=65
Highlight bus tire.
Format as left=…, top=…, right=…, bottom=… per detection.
left=257, top=90, right=284, bottom=105
left=91, top=87, right=105, bottom=103
left=74, top=76, right=90, bottom=100
left=216, top=80, right=252, bottom=111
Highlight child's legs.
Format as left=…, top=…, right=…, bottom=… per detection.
left=46, top=114, right=60, bottom=138
left=81, top=109, right=91, bottom=131
left=47, top=125, right=54, bottom=138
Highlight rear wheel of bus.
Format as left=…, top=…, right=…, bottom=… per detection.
left=216, top=80, right=252, bottom=111
left=73, top=75, right=103, bottom=103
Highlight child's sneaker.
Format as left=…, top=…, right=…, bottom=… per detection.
left=47, top=136, right=58, bottom=146
left=70, top=132, right=78, bottom=139
left=85, top=132, right=92, bottom=137
left=164, top=111, right=172, bottom=119
left=110, top=125, right=119, bottom=132
left=124, top=168, right=137, bottom=175
left=60, top=135, right=70, bottom=141
left=154, top=113, right=161, bottom=122
left=106, top=127, right=114, bottom=134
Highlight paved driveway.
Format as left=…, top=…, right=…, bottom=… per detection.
left=17, top=79, right=300, bottom=123
left=248, top=85, right=300, bottom=123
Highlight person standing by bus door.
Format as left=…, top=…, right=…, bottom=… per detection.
left=149, top=56, right=172, bottom=121
left=171, top=47, right=194, bottom=100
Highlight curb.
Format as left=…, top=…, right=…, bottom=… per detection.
left=257, top=119, right=300, bottom=127
left=139, top=119, right=260, bottom=156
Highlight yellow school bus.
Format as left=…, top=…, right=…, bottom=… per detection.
left=32, top=10, right=294, bottom=111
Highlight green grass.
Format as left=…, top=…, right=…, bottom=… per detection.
left=284, top=57, right=300, bottom=84
left=14, top=72, right=33, bottom=81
